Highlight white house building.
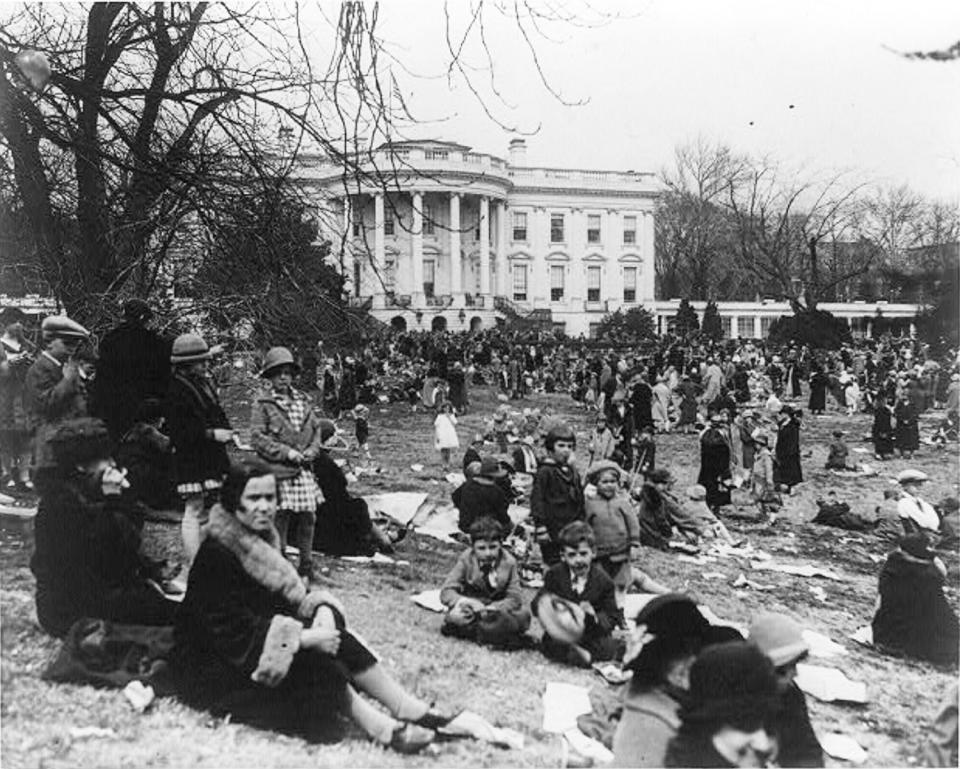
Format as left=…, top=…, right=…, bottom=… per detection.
left=294, top=138, right=921, bottom=338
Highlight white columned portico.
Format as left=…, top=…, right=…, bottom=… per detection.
left=411, top=191, right=424, bottom=299
left=729, top=313, right=739, bottom=340
left=449, top=193, right=462, bottom=297
left=495, top=200, right=508, bottom=297
left=640, top=210, right=655, bottom=302
left=374, top=193, right=385, bottom=270
left=479, top=196, right=490, bottom=296
left=753, top=315, right=763, bottom=339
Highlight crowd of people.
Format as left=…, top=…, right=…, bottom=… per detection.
left=2, top=298, right=958, bottom=764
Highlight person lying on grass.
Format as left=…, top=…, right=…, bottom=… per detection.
left=439, top=516, right=532, bottom=649
left=584, top=461, right=669, bottom=615
left=173, top=459, right=455, bottom=753
left=532, top=521, right=623, bottom=667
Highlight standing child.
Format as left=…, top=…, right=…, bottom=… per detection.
left=352, top=403, right=371, bottom=459
left=587, top=414, right=617, bottom=467
left=825, top=430, right=851, bottom=470
left=531, top=423, right=585, bottom=566
left=434, top=402, right=459, bottom=469
left=532, top=521, right=622, bottom=667
left=584, top=462, right=668, bottom=615
left=750, top=431, right=779, bottom=523
left=439, top=517, right=531, bottom=649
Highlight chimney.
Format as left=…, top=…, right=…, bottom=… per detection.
left=508, top=138, right=527, bottom=166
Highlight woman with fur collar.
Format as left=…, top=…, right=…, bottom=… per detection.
left=174, top=460, right=452, bottom=752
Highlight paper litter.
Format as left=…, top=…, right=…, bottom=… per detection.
left=701, top=571, right=727, bottom=580
left=440, top=710, right=524, bottom=749
left=564, top=728, right=614, bottom=764
left=69, top=726, right=118, bottom=740
left=732, top=573, right=775, bottom=591
left=802, top=629, right=846, bottom=658
left=850, top=625, right=874, bottom=647
left=445, top=472, right=466, bottom=486
left=123, top=680, right=155, bottom=712
left=809, top=585, right=828, bottom=602
left=364, top=492, right=429, bottom=526
left=542, top=682, right=592, bottom=733
left=410, top=463, right=425, bottom=472
left=750, top=561, right=844, bottom=581
left=795, top=664, right=867, bottom=704
left=341, top=552, right=409, bottom=566
left=819, top=733, right=868, bottom=763
left=410, top=589, right=446, bottom=613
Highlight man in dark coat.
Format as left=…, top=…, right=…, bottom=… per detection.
left=90, top=299, right=172, bottom=442
left=32, top=418, right=177, bottom=637
left=775, top=407, right=803, bottom=491
left=630, top=375, right=654, bottom=433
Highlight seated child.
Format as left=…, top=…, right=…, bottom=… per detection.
left=825, top=430, right=853, bottom=470
left=671, top=484, right=737, bottom=544
left=872, top=534, right=959, bottom=666
left=584, top=461, right=668, bottom=612
left=633, top=425, right=656, bottom=479
left=532, top=521, right=623, bottom=667
left=439, top=517, right=531, bottom=648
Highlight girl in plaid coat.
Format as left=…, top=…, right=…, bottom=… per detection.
left=251, top=347, right=326, bottom=579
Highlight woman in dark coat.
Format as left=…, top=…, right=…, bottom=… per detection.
left=165, top=334, right=233, bottom=567
left=32, top=418, right=177, bottom=638
left=808, top=367, right=828, bottom=415
left=630, top=376, right=654, bottom=433
left=697, top=418, right=732, bottom=510
left=872, top=535, right=959, bottom=666
left=774, top=407, right=803, bottom=491
left=872, top=397, right=896, bottom=459
left=894, top=395, right=920, bottom=458
left=174, top=461, right=446, bottom=752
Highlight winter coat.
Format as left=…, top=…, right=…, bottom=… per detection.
left=31, top=478, right=176, bottom=638
left=775, top=419, right=803, bottom=488
left=165, top=371, right=231, bottom=486
left=636, top=483, right=674, bottom=551
left=697, top=427, right=732, bottom=508
left=452, top=477, right=511, bottom=533
left=174, top=506, right=377, bottom=742
left=250, top=388, right=325, bottom=463
left=440, top=548, right=525, bottom=614
left=24, top=353, right=88, bottom=470
left=310, top=450, right=378, bottom=556
left=613, top=685, right=683, bottom=767
left=585, top=493, right=640, bottom=560
left=531, top=458, right=585, bottom=541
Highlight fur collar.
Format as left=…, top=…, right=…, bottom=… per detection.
left=205, top=505, right=307, bottom=608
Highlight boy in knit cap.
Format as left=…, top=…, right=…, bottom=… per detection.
left=749, top=613, right=824, bottom=767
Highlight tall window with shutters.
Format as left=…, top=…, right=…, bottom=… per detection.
left=422, top=203, right=435, bottom=235
left=550, top=265, right=565, bottom=302
left=623, top=266, right=637, bottom=302
left=623, top=215, right=637, bottom=245
left=512, top=211, right=527, bottom=242
left=550, top=214, right=565, bottom=243
left=423, top=260, right=435, bottom=298
left=587, top=265, right=601, bottom=302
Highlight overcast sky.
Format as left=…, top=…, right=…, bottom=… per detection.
left=359, top=0, right=960, bottom=200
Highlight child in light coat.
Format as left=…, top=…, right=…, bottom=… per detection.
left=434, top=402, right=459, bottom=469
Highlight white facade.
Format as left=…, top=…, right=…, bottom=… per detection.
left=295, top=139, right=658, bottom=335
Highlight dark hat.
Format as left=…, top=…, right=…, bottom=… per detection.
left=832, top=430, right=845, bottom=438
left=170, top=333, right=212, bottom=364
left=899, top=533, right=935, bottom=560
left=41, top=315, right=89, bottom=341
left=682, top=641, right=779, bottom=729
left=634, top=593, right=710, bottom=637
left=478, top=456, right=507, bottom=479
left=122, top=298, right=153, bottom=321
left=648, top=468, right=674, bottom=484
left=260, top=346, right=300, bottom=378
left=318, top=418, right=337, bottom=444
left=545, top=423, right=575, bottom=442
left=50, top=417, right=113, bottom=468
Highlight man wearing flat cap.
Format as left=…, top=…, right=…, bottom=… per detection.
left=24, top=315, right=90, bottom=483
left=90, top=299, right=172, bottom=441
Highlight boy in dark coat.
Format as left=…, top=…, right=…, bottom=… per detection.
left=452, top=456, right=511, bottom=534
left=531, top=423, right=585, bottom=566
left=533, top=521, right=622, bottom=667
left=440, top=517, right=531, bottom=648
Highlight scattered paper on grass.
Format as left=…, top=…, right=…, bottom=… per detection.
left=123, top=681, right=155, bottom=712
left=852, top=447, right=871, bottom=454
left=564, top=728, right=614, bottom=764
left=410, top=463, right=425, bottom=472
left=410, top=589, right=445, bottom=613
left=542, top=682, right=592, bottom=733
left=796, top=664, right=867, bottom=704
left=697, top=605, right=745, bottom=633
left=364, top=492, right=429, bottom=526
left=414, top=503, right=461, bottom=543
left=69, top=726, right=118, bottom=740
left=751, top=561, right=844, bottom=581
left=850, top=625, right=873, bottom=647
left=802, top=629, right=846, bottom=658
left=441, top=711, right=524, bottom=749
left=820, top=733, right=867, bottom=763
left=445, top=472, right=466, bottom=486
left=732, top=573, right=775, bottom=591
left=340, top=552, right=409, bottom=566
left=809, top=585, right=828, bottom=602
left=701, top=571, right=727, bottom=580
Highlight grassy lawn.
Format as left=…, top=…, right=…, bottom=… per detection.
left=1, top=383, right=958, bottom=767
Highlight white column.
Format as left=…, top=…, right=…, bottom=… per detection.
left=479, top=196, right=490, bottom=296
left=729, top=314, right=739, bottom=339
left=449, top=193, right=462, bottom=297
left=411, top=191, right=424, bottom=300
left=909, top=320, right=917, bottom=338
left=374, top=194, right=385, bottom=282
left=640, top=210, right=656, bottom=302
left=753, top=315, right=763, bottom=339
left=495, top=200, right=508, bottom=296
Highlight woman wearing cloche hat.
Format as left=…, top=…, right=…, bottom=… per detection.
left=166, top=333, right=234, bottom=570
left=249, top=346, right=325, bottom=580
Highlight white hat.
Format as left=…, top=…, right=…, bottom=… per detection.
left=897, top=469, right=928, bottom=484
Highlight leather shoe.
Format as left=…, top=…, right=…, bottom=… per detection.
left=413, top=705, right=459, bottom=730
left=388, top=722, right=435, bottom=754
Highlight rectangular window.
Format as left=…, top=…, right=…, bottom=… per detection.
left=513, top=263, right=528, bottom=301
left=353, top=261, right=361, bottom=297
left=384, top=259, right=396, bottom=291
left=589, top=323, right=602, bottom=340
left=623, top=266, right=637, bottom=302
left=550, top=264, right=565, bottom=302
left=351, top=207, right=363, bottom=237
left=423, top=203, right=435, bottom=235
left=550, top=213, right=565, bottom=243
left=587, top=214, right=601, bottom=244
left=512, top=211, right=527, bottom=242
left=423, top=260, right=435, bottom=298
left=738, top=317, right=754, bottom=339
left=760, top=316, right=774, bottom=338
left=384, top=210, right=395, bottom=236
left=623, top=215, right=637, bottom=245
left=587, top=265, right=601, bottom=302
left=721, top=316, right=732, bottom=339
